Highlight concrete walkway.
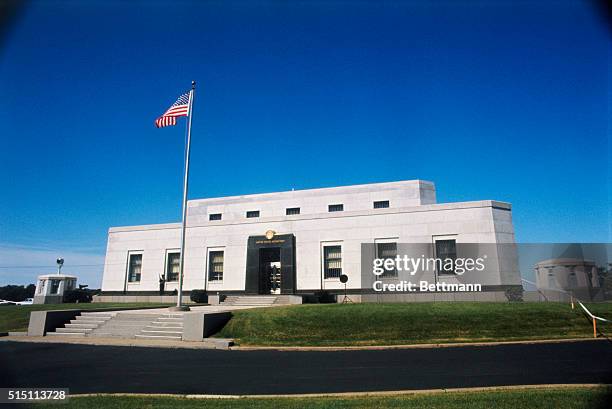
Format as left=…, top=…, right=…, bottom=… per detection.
left=85, top=304, right=273, bottom=316
left=1, top=335, right=234, bottom=349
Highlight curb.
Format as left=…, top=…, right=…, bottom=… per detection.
left=0, top=336, right=232, bottom=350
left=71, top=384, right=611, bottom=399
left=230, top=337, right=608, bottom=351
left=1, top=336, right=606, bottom=351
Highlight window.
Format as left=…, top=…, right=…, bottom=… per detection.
left=246, top=210, right=260, bottom=218
left=328, top=204, right=344, bottom=212
left=324, top=245, right=342, bottom=279
left=547, top=270, right=557, bottom=288
left=435, top=239, right=457, bottom=275
left=377, top=242, right=398, bottom=277
left=286, top=207, right=300, bottom=215
left=166, top=252, right=180, bottom=282
left=50, top=280, right=60, bottom=294
left=209, top=213, right=222, bottom=221
left=208, top=251, right=224, bottom=281
left=374, top=200, right=390, bottom=209
left=37, top=280, right=45, bottom=294
left=128, top=253, right=142, bottom=282
left=568, top=272, right=577, bottom=288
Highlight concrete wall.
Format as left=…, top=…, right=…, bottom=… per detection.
left=27, top=310, right=80, bottom=336
left=182, top=311, right=232, bottom=341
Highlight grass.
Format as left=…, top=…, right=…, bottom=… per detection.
left=34, top=387, right=611, bottom=409
left=0, top=303, right=172, bottom=333
left=216, top=302, right=612, bottom=346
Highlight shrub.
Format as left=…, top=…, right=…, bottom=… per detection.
left=314, top=290, right=336, bottom=304
left=0, top=284, right=35, bottom=302
left=63, top=289, right=93, bottom=303
left=505, top=286, right=524, bottom=302
left=190, top=289, right=208, bottom=303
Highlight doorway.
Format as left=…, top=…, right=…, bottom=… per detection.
left=245, top=234, right=295, bottom=295
left=259, top=247, right=281, bottom=294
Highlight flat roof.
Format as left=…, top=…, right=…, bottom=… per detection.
left=188, top=179, right=435, bottom=205
left=108, top=199, right=511, bottom=233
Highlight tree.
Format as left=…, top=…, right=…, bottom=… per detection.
left=0, top=284, right=35, bottom=301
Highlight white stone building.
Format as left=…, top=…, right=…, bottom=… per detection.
left=99, top=180, right=521, bottom=302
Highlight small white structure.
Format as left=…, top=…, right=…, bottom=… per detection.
left=33, top=274, right=77, bottom=304
left=534, top=258, right=603, bottom=301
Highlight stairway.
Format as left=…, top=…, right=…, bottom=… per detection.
left=47, top=312, right=113, bottom=337
left=220, top=295, right=281, bottom=306
left=46, top=312, right=184, bottom=340
left=135, top=313, right=183, bottom=340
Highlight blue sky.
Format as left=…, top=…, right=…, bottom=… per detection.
left=0, top=0, right=609, bottom=286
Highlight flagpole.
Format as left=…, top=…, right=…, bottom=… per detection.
left=171, top=80, right=195, bottom=312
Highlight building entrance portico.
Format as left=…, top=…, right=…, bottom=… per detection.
left=246, top=233, right=296, bottom=295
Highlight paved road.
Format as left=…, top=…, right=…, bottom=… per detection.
left=1, top=340, right=611, bottom=395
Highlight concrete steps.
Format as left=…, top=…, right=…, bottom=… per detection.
left=45, top=312, right=182, bottom=339
left=136, top=314, right=183, bottom=340
left=273, top=295, right=302, bottom=305
left=46, top=331, right=87, bottom=337
left=90, top=313, right=165, bottom=338
left=221, top=296, right=278, bottom=306
left=220, top=295, right=301, bottom=306
left=46, top=312, right=113, bottom=338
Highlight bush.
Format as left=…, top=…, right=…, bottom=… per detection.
left=63, top=289, right=93, bottom=303
left=313, top=290, right=336, bottom=304
left=190, top=289, right=208, bottom=303
left=0, top=284, right=35, bottom=302
left=505, top=286, right=524, bottom=302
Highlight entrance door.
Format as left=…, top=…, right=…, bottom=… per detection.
left=259, top=247, right=281, bottom=294
left=245, top=234, right=296, bottom=295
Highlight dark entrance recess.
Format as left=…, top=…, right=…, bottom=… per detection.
left=259, top=247, right=281, bottom=294
left=246, top=234, right=296, bottom=294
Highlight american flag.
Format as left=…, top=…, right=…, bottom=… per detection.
left=155, top=91, right=191, bottom=128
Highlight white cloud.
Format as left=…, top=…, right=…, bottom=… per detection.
left=0, top=243, right=105, bottom=288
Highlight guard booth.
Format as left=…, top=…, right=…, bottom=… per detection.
left=33, top=274, right=78, bottom=304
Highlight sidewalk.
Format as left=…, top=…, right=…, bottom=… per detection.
left=0, top=334, right=234, bottom=349
left=83, top=304, right=269, bottom=316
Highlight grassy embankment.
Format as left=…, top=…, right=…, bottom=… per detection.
left=0, top=303, right=172, bottom=333
left=35, top=386, right=611, bottom=409
left=216, top=302, right=612, bottom=346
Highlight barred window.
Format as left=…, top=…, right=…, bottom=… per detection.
left=246, top=210, right=260, bottom=218
left=435, top=239, right=457, bottom=275
left=328, top=204, right=344, bottom=212
left=324, top=245, right=342, bottom=279
left=286, top=207, right=300, bottom=215
left=374, top=200, right=389, bottom=209
left=128, top=254, right=142, bottom=282
left=209, top=213, right=222, bottom=221
left=166, top=252, right=180, bottom=282
left=208, top=251, right=224, bottom=281
left=377, top=242, right=397, bottom=277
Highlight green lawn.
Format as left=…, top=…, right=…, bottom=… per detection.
left=0, top=303, right=172, bottom=333
left=216, top=302, right=612, bottom=346
left=35, top=387, right=611, bottom=409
